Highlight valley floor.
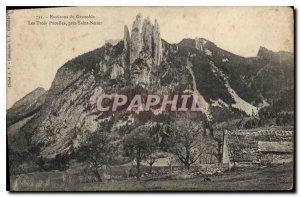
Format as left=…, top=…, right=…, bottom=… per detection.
left=70, top=163, right=293, bottom=191
left=12, top=162, right=293, bottom=191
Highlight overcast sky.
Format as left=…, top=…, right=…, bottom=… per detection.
left=7, top=7, right=293, bottom=108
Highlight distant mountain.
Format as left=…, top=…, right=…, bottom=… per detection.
left=7, top=14, right=294, bottom=160
left=7, top=87, right=46, bottom=126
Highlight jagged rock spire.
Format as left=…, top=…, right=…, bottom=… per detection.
left=123, top=25, right=130, bottom=65
left=125, top=14, right=162, bottom=66
left=153, top=19, right=162, bottom=65
left=130, top=13, right=143, bottom=64
left=142, top=16, right=154, bottom=53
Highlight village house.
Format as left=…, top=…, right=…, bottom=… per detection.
left=221, top=129, right=293, bottom=168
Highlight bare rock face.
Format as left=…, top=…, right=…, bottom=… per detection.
left=142, top=16, right=154, bottom=54
left=128, top=14, right=162, bottom=66
left=130, top=14, right=143, bottom=64
left=130, top=64, right=151, bottom=87
left=153, top=19, right=162, bottom=65
left=195, top=37, right=204, bottom=51
left=110, top=64, right=124, bottom=79
left=124, top=14, right=163, bottom=87
left=99, top=61, right=108, bottom=74
left=123, top=25, right=130, bottom=66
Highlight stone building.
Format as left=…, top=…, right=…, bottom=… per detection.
left=221, top=129, right=293, bottom=168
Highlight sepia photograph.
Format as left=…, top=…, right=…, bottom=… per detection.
left=6, top=6, right=295, bottom=191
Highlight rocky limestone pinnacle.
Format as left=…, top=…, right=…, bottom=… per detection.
left=130, top=13, right=143, bottom=64
left=128, top=14, right=162, bottom=66
left=142, top=16, right=154, bottom=54
left=153, top=19, right=162, bottom=65
left=123, top=25, right=130, bottom=65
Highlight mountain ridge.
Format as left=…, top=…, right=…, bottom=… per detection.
left=7, top=14, right=294, bottom=160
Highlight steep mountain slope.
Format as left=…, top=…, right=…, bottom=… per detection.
left=8, top=14, right=294, bottom=160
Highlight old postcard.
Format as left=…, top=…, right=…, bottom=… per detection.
left=6, top=7, right=294, bottom=191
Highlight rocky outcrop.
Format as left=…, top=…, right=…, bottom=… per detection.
left=99, top=61, right=108, bottom=74
left=110, top=64, right=124, bottom=79
left=195, top=37, right=217, bottom=55
left=120, top=14, right=163, bottom=87
left=195, top=37, right=204, bottom=51
left=130, top=63, right=151, bottom=87
left=123, top=25, right=130, bottom=66
left=257, top=46, right=274, bottom=59
left=127, top=14, right=162, bottom=66
left=153, top=19, right=162, bottom=65
left=31, top=73, right=101, bottom=158
left=130, top=14, right=143, bottom=65
left=142, top=16, right=154, bottom=53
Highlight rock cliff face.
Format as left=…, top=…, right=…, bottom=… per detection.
left=130, top=14, right=143, bottom=65
left=153, top=19, right=162, bottom=65
left=124, top=14, right=163, bottom=86
left=110, top=64, right=124, bottom=79
left=123, top=25, right=130, bottom=66
left=142, top=17, right=154, bottom=53
left=7, top=14, right=294, bottom=160
left=129, top=14, right=162, bottom=66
